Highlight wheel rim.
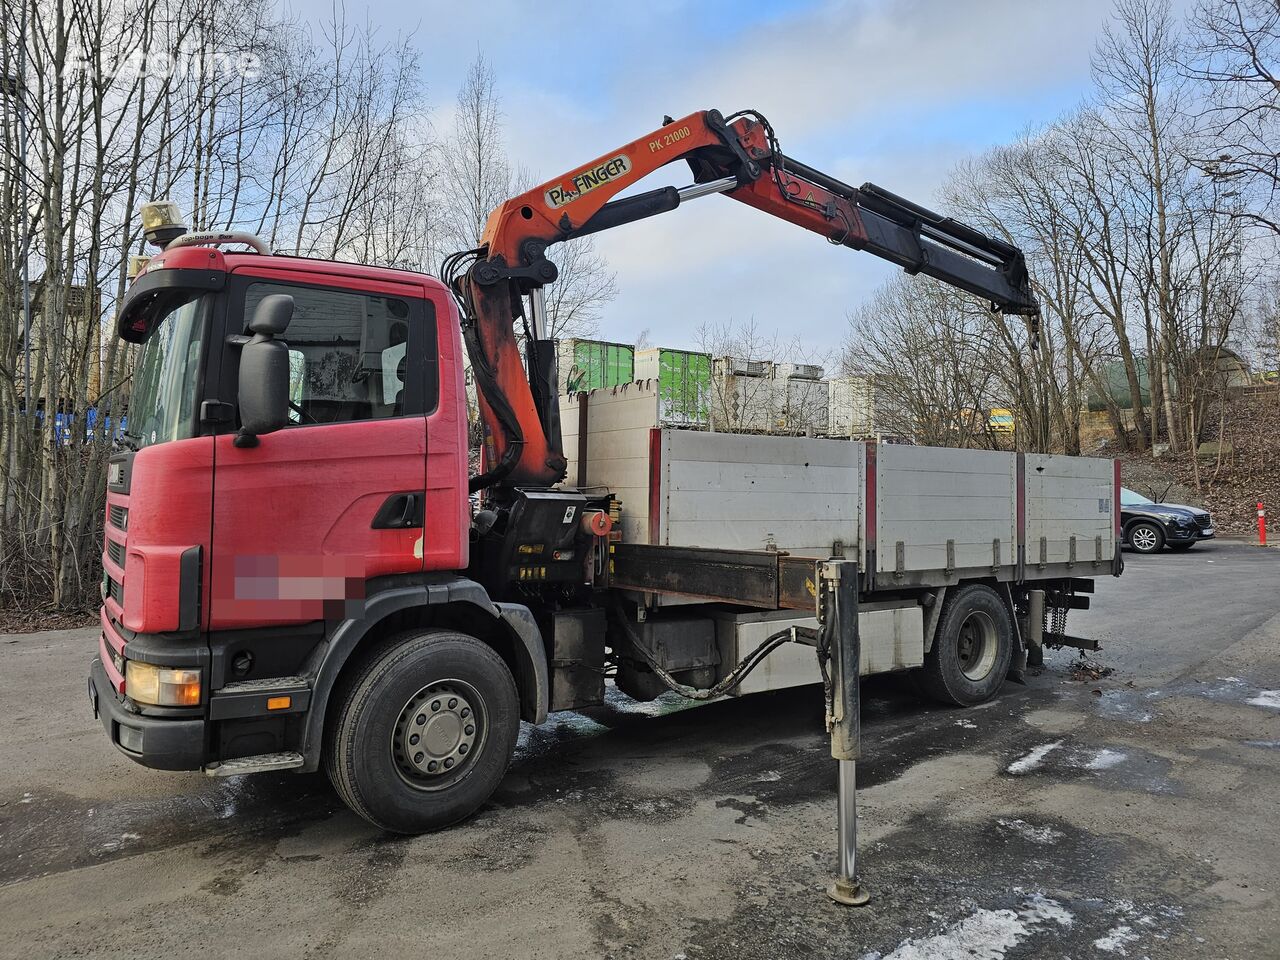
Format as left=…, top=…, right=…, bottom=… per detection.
left=955, top=611, right=999, bottom=681
left=1132, top=527, right=1158, bottom=551
left=391, top=679, right=485, bottom=791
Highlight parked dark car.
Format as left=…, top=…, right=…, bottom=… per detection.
left=1120, top=487, right=1215, bottom=554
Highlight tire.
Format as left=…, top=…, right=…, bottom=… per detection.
left=1128, top=521, right=1165, bottom=554
left=1168, top=542, right=1196, bottom=551
left=918, top=584, right=1013, bottom=707
left=324, top=629, right=520, bottom=833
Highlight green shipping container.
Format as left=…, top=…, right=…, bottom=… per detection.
left=557, top=339, right=634, bottom=394
left=634, top=348, right=712, bottom=426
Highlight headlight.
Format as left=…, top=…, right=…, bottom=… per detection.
left=125, top=661, right=201, bottom=706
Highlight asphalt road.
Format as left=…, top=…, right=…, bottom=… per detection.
left=2, top=541, right=1278, bottom=959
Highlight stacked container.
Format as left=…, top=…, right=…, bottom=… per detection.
left=828, top=376, right=877, bottom=438
left=557, top=339, right=635, bottom=394
left=634, top=347, right=712, bottom=426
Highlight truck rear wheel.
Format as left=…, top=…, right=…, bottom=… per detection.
left=325, top=629, right=519, bottom=833
left=918, top=584, right=1012, bottom=707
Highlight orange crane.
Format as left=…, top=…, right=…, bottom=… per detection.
left=443, top=108, right=1040, bottom=493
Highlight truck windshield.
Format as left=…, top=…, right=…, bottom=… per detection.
left=127, top=295, right=206, bottom=447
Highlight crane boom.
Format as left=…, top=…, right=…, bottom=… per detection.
left=445, top=109, right=1039, bottom=494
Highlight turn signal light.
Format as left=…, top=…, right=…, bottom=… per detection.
left=266, top=696, right=292, bottom=711
left=124, top=662, right=201, bottom=706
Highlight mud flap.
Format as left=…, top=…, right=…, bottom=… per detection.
left=1004, top=583, right=1027, bottom=685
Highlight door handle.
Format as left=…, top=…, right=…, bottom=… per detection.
left=372, top=492, right=424, bottom=529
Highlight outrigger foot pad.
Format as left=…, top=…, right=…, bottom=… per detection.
left=827, top=877, right=871, bottom=906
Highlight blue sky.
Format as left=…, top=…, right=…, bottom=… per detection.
left=285, top=0, right=1125, bottom=354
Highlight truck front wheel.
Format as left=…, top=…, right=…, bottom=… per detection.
left=325, top=629, right=520, bottom=833
left=918, top=584, right=1012, bottom=707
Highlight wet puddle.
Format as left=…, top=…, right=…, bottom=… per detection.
left=0, top=773, right=342, bottom=887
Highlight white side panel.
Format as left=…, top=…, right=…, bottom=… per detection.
left=714, top=604, right=924, bottom=695
left=877, top=445, right=1016, bottom=574
left=1025, top=453, right=1116, bottom=565
left=632, top=348, right=660, bottom=381
left=659, top=431, right=862, bottom=556
left=561, top=383, right=659, bottom=544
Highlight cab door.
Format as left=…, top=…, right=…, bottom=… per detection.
left=209, top=272, right=438, bottom=631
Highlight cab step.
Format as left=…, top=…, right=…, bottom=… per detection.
left=203, top=751, right=305, bottom=777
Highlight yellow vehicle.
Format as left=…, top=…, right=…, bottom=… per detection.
left=989, top=408, right=1015, bottom=434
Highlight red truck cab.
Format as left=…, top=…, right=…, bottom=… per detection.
left=90, top=240, right=550, bottom=826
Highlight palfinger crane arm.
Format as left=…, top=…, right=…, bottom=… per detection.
left=446, top=108, right=1039, bottom=494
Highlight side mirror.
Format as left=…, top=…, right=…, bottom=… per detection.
left=236, top=295, right=294, bottom=447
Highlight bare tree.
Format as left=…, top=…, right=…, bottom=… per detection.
left=1190, top=0, right=1280, bottom=235
left=438, top=53, right=613, bottom=341
left=842, top=277, right=1011, bottom=448
left=0, top=0, right=438, bottom=614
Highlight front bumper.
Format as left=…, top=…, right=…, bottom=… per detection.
left=89, top=657, right=206, bottom=770
left=1167, top=524, right=1215, bottom=543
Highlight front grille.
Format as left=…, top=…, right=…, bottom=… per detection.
left=109, top=504, right=128, bottom=530
left=1196, top=514, right=1213, bottom=529
left=107, top=575, right=125, bottom=607
left=107, top=539, right=125, bottom=567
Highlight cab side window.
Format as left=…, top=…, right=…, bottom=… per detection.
left=243, top=281, right=436, bottom=424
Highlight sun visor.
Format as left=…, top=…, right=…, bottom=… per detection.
left=116, top=267, right=225, bottom=343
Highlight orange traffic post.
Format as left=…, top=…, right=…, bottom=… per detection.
left=1259, top=502, right=1268, bottom=547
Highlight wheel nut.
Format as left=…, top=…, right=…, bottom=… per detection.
left=444, top=758, right=454, bottom=769
left=464, top=724, right=474, bottom=735
left=431, top=700, right=441, bottom=711
left=427, top=761, right=438, bottom=772
left=410, top=734, right=420, bottom=745
left=459, top=744, right=468, bottom=755
left=448, top=697, right=458, bottom=709
left=415, top=714, right=426, bottom=726
left=461, top=708, right=471, bottom=718
left=414, top=752, right=424, bottom=764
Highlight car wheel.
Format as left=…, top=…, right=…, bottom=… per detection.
left=918, top=584, right=1013, bottom=707
left=1128, top=521, right=1165, bottom=554
left=325, top=629, right=520, bottom=833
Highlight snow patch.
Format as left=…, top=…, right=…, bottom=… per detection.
left=1006, top=740, right=1063, bottom=775
left=955, top=719, right=978, bottom=729
left=1094, top=924, right=1141, bottom=954
left=754, top=770, right=782, bottom=782
left=1246, top=690, right=1280, bottom=710
left=996, top=818, right=1065, bottom=845
left=1019, top=893, right=1073, bottom=929
left=1084, top=748, right=1128, bottom=771
left=864, top=909, right=1024, bottom=960
left=864, top=895, right=1072, bottom=960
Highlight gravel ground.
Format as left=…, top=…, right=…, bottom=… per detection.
left=1, top=540, right=1277, bottom=959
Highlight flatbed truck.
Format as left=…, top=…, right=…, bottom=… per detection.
left=89, top=108, right=1120, bottom=833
